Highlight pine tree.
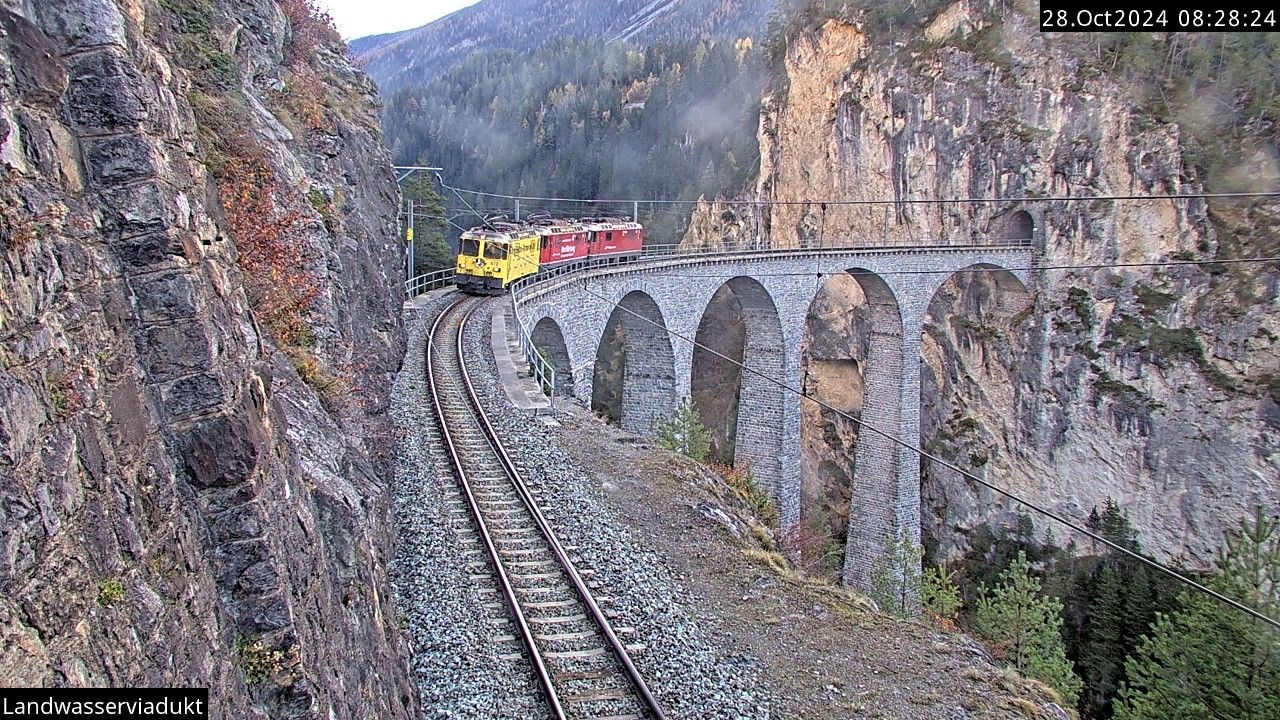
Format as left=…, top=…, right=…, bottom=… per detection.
left=1088, top=498, right=1140, bottom=555
left=870, top=532, right=923, bottom=617
left=1056, top=498, right=1177, bottom=719
left=1077, top=562, right=1128, bottom=717
left=1116, top=508, right=1280, bottom=720
left=956, top=513, right=1050, bottom=618
left=975, top=551, right=1083, bottom=706
left=922, top=562, right=962, bottom=622
left=402, top=167, right=453, bottom=273
left=655, top=398, right=712, bottom=461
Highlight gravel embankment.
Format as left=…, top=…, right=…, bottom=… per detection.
left=462, top=298, right=1066, bottom=720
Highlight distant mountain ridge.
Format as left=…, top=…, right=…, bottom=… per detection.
left=350, top=0, right=777, bottom=92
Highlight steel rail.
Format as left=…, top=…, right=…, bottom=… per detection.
left=454, top=301, right=668, bottom=720
left=426, top=297, right=567, bottom=719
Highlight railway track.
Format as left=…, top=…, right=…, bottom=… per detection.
left=426, top=296, right=667, bottom=720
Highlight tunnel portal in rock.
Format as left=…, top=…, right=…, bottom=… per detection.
left=999, top=210, right=1035, bottom=244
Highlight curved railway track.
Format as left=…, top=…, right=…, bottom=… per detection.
left=426, top=296, right=667, bottom=720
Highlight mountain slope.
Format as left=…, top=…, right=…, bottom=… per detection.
left=352, top=0, right=777, bottom=92
left=385, top=37, right=764, bottom=247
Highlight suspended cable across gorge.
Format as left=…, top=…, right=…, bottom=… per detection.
left=437, top=182, right=1280, bottom=208
left=611, top=254, right=1280, bottom=280
left=408, top=177, right=1280, bottom=627
left=558, top=283, right=1280, bottom=633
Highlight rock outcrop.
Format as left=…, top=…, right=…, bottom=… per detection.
left=0, top=0, right=416, bottom=716
left=685, top=2, right=1279, bottom=566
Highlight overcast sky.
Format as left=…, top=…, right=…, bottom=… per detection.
left=317, top=0, right=481, bottom=40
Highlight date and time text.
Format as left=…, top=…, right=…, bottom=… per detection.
left=1040, top=4, right=1276, bottom=30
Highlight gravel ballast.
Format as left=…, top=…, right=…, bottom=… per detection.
left=390, top=294, right=545, bottom=720
left=460, top=300, right=772, bottom=719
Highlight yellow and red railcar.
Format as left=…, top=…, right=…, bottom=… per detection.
left=454, top=223, right=541, bottom=295
left=455, top=217, right=645, bottom=295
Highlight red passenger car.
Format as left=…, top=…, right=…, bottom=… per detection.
left=583, top=218, right=644, bottom=260
left=531, top=218, right=591, bottom=267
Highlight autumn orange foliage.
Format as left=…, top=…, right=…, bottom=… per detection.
left=273, top=0, right=340, bottom=134
left=284, top=63, right=330, bottom=133
left=217, top=149, right=320, bottom=348
left=278, top=0, right=341, bottom=63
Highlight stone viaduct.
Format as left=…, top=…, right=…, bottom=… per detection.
left=514, top=245, right=1033, bottom=589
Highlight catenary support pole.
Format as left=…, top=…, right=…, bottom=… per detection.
left=407, top=198, right=415, bottom=278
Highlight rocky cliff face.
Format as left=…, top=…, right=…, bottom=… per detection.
left=685, top=3, right=1279, bottom=566
left=0, top=0, right=416, bottom=715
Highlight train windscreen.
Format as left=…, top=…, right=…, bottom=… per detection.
left=483, top=241, right=509, bottom=260
left=460, top=237, right=480, bottom=256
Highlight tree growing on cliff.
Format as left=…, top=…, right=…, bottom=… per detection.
left=956, top=513, right=1059, bottom=616
left=402, top=168, right=453, bottom=274
left=1115, top=508, right=1280, bottom=720
left=975, top=551, right=1083, bottom=706
left=656, top=399, right=712, bottom=462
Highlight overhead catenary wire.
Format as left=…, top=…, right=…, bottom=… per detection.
left=445, top=185, right=1280, bottom=207
left=440, top=176, right=492, bottom=225
left=404, top=211, right=473, bottom=233
left=434, top=184, right=1278, bottom=628
left=611, top=253, right=1280, bottom=280
left=567, top=282, right=1280, bottom=632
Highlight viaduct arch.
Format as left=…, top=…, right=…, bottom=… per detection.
left=517, top=246, right=1033, bottom=590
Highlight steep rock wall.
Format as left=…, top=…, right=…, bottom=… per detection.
left=687, top=3, right=1279, bottom=565
left=0, top=1, right=416, bottom=716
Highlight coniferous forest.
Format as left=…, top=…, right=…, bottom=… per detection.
left=384, top=37, right=764, bottom=245
left=913, top=502, right=1280, bottom=720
